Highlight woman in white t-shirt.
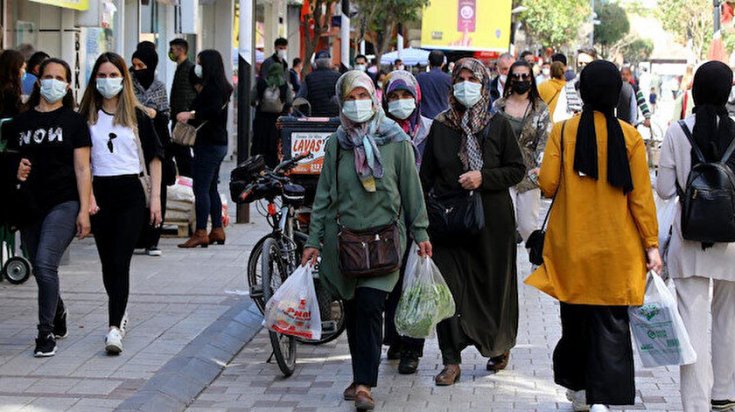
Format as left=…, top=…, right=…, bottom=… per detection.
left=78, top=52, right=163, bottom=355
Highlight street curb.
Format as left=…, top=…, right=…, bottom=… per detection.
left=115, top=298, right=263, bottom=412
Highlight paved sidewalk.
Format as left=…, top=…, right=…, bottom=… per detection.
left=0, top=177, right=270, bottom=411
left=189, top=242, right=685, bottom=412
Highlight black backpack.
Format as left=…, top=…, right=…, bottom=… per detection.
left=676, top=120, right=735, bottom=243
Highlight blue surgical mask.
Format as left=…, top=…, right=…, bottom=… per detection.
left=194, top=64, right=203, bottom=78
left=453, top=81, right=482, bottom=108
left=388, top=98, right=416, bottom=120
left=96, top=78, right=124, bottom=99
left=342, top=99, right=374, bottom=123
left=40, top=79, right=68, bottom=104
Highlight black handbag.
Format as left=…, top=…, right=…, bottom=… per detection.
left=427, top=189, right=485, bottom=237
left=526, top=120, right=567, bottom=266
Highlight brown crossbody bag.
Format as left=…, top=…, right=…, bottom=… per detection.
left=334, top=142, right=401, bottom=278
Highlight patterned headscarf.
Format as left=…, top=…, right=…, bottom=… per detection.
left=436, top=58, right=493, bottom=171
left=381, top=70, right=422, bottom=138
left=335, top=70, right=408, bottom=192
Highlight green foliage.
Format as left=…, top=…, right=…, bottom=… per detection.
left=595, top=1, right=630, bottom=48
left=657, top=0, right=712, bottom=59
left=622, top=37, right=654, bottom=63
left=520, top=0, right=592, bottom=48
left=354, top=0, right=429, bottom=64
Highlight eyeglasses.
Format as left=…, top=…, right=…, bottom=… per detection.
left=510, top=73, right=531, bottom=80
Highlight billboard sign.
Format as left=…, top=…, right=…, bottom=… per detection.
left=421, top=0, right=511, bottom=52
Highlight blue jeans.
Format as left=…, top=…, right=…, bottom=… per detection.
left=21, top=201, right=79, bottom=336
left=192, top=144, right=227, bottom=230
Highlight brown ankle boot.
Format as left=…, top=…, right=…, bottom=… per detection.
left=178, top=229, right=209, bottom=248
left=208, top=227, right=226, bottom=245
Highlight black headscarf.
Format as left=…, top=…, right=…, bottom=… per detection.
left=132, top=45, right=158, bottom=90
left=691, top=61, right=735, bottom=166
left=575, top=60, right=633, bottom=194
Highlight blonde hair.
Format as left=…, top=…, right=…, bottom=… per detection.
left=79, top=52, right=142, bottom=129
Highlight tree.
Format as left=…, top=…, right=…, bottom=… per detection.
left=594, top=1, right=630, bottom=57
left=621, top=37, right=654, bottom=63
left=520, top=0, right=591, bottom=49
left=657, top=0, right=711, bottom=60
left=354, top=0, right=429, bottom=67
left=301, top=0, right=339, bottom=75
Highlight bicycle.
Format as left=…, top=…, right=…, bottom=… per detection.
left=231, top=153, right=346, bottom=377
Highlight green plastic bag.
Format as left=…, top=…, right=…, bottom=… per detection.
left=394, top=245, right=456, bottom=339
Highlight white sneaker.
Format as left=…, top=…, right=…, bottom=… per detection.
left=120, top=312, right=129, bottom=337
left=590, top=405, right=610, bottom=412
left=566, top=390, right=590, bottom=411
left=146, top=247, right=162, bottom=257
left=105, top=328, right=123, bottom=354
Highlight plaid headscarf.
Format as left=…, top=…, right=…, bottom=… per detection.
left=436, top=58, right=493, bottom=171
left=335, top=70, right=408, bottom=192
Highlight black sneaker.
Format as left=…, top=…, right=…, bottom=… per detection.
left=53, top=308, right=68, bottom=339
left=712, top=400, right=735, bottom=410
left=398, top=350, right=420, bottom=374
left=34, top=334, right=56, bottom=357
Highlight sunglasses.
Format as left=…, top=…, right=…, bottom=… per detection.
left=510, top=73, right=531, bottom=80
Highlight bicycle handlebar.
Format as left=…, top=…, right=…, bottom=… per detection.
left=273, top=152, right=313, bottom=174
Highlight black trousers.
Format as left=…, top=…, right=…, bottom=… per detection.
left=345, top=287, right=388, bottom=387
left=137, top=178, right=167, bottom=249
left=384, top=246, right=425, bottom=355
left=92, top=175, right=145, bottom=328
left=553, top=302, right=635, bottom=406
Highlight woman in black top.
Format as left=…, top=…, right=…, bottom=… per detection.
left=79, top=52, right=163, bottom=355
left=13, top=58, right=92, bottom=357
left=0, top=49, right=25, bottom=118
left=176, top=50, right=232, bottom=248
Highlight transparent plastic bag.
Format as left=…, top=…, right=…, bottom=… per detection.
left=263, top=264, right=322, bottom=340
left=629, top=272, right=696, bottom=368
left=395, top=247, right=456, bottom=339
left=655, top=194, right=678, bottom=278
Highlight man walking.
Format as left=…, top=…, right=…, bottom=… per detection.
left=168, top=38, right=197, bottom=177
left=297, top=51, right=341, bottom=117
left=416, top=50, right=451, bottom=119
left=490, top=53, right=514, bottom=104
left=260, top=38, right=289, bottom=85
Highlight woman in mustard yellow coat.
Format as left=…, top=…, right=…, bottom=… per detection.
left=526, top=60, right=662, bottom=411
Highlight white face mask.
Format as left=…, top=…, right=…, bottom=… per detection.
left=377, top=81, right=384, bottom=89
left=194, top=64, right=203, bottom=78
left=388, top=98, right=416, bottom=120
left=396, top=65, right=405, bottom=71
left=355, top=64, right=367, bottom=72
left=277, top=49, right=287, bottom=60
left=342, top=99, right=374, bottom=123
left=453, top=81, right=483, bottom=108
left=40, top=79, right=68, bottom=104
left=542, top=68, right=550, bottom=76
left=96, top=78, right=124, bottom=99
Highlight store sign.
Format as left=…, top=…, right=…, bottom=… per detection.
left=29, top=0, right=89, bottom=10
left=290, top=132, right=330, bottom=174
left=420, top=0, right=511, bottom=52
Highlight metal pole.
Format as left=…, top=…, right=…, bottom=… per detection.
left=236, top=0, right=255, bottom=224
left=589, top=0, right=595, bottom=47
left=714, top=0, right=722, bottom=34
left=340, top=0, right=350, bottom=71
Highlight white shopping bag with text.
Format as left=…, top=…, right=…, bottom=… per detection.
left=264, top=265, right=322, bottom=340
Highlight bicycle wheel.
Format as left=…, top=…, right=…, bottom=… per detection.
left=247, top=235, right=274, bottom=313
left=261, top=238, right=297, bottom=377
left=297, top=277, right=347, bottom=345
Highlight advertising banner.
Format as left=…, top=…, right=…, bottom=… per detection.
left=29, top=0, right=89, bottom=10
left=421, top=0, right=511, bottom=52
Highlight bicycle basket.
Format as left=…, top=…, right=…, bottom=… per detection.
left=231, top=155, right=266, bottom=182
left=283, top=184, right=306, bottom=208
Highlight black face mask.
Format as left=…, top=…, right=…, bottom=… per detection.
left=134, top=68, right=155, bottom=90
left=514, top=80, right=531, bottom=95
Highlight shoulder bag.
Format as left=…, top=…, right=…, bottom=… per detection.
left=426, top=125, right=490, bottom=237
left=335, top=143, right=402, bottom=278
left=526, top=120, right=566, bottom=265
left=172, top=101, right=228, bottom=146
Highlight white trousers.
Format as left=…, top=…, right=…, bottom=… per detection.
left=509, top=188, right=541, bottom=241
left=674, top=276, right=735, bottom=411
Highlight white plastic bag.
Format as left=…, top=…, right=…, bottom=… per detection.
left=395, top=246, right=456, bottom=339
left=629, top=272, right=696, bottom=368
left=263, top=265, right=322, bottom=340
left=656, top=194, right=678, bottom=278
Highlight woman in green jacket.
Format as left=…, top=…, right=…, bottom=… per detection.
left=302, top=70, right=431, bottom=410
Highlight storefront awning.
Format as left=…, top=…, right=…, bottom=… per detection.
left=29, top=0, right=89, bottom=10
